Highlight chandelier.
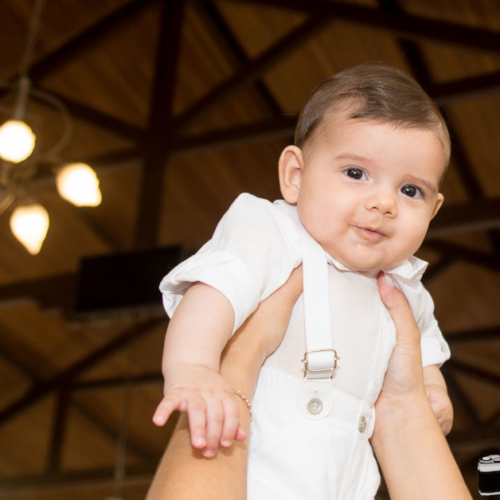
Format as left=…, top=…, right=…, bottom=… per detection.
left=0, top=0, right=102, bottom=255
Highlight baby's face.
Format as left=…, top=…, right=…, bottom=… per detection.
left=290, top=116, right=446, bottom=272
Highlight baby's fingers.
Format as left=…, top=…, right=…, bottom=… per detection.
left=220, top=396, right=241, bottom=448
left=204, top=398, right=224, bottom=457
left=186, top=396, right=207, bottom=449
left=152, top=396, right=181, bottom=427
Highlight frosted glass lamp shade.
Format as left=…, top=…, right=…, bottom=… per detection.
left=56, top=163, right=102, bottom=207
left=0, top=120, right=36, bottom=163
left=10, top=204, right=49, bottom=255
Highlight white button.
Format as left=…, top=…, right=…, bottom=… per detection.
left=358, top=416, right=367, bottom=433
left=307, top=398, right=323, bottom=415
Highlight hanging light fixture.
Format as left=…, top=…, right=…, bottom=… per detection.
left=56, top=163, right=102, bottom=207
left=0, top=0, right=101, bottom=254
left=0, top=119, right=36, bottom=163
left=9, top=203, right=49, bottom=255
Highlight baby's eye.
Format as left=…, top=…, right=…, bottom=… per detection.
left=401, top=185, right=423, bottom=199
left=344, top=167, right=366, bottom=180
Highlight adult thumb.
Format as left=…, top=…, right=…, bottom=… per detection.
left=377, top=272, right=420, bottom=346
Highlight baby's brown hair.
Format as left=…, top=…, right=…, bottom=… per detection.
left=295, top=63, right=450, bottom=165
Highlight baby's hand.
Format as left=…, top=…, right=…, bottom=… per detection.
left=425, top=383, right=453, bottom=435
left=152, top=363, right=246, bottom=457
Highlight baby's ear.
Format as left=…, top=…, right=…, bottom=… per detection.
left=278, top=146, right=304, bottom=204
left=431, top=193, right=444, bottom=219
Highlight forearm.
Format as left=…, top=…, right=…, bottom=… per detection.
left=372, top=398, right=471, bottom=500
left=163, top=282, right=235, bottom=371
left=147, top=316, right=272, bottom=500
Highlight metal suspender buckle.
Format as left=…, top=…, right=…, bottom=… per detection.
left=301, top=348, right=340, bottom=379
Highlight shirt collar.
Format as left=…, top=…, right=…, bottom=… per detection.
left=325, top=253, right=428, bottom=282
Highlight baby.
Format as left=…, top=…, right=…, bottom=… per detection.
left=154, top=63, right=453, bottom=499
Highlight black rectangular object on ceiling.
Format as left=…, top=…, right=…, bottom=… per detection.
left=74, top=246, right=182, bottom=315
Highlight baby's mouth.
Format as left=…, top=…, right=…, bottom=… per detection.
left=355, top=226, right=386, bottom=242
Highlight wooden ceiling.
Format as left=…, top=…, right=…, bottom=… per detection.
left=1, top=0, right=500, bottom=498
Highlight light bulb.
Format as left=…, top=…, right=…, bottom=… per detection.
left=56, top=163, right=102, bottom=207
left=10, top=204, right=49, bottom=255
left=0, top=120, right=36, bottom=163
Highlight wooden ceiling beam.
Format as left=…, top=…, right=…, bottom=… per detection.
left=225, top=0, right=500, bottom=55
left=170, top=115, right=297, bottom=155
left=421, top=257, right=455, bottom=285
left=45, top=387, right=71, bottom=474
left=428, top=198, right=500, bottom=238
left=173, top=14, right=332, bottom=132
left=75, top=372, right=162, bottom=392
left=0, top=273, right=75, bottom=312
left=0, top=464, right=154, bottom=493
left=134, top=0, right=186, bottom=248
left=37, top=89, right=144, bottom=143
left=29, top=0, right=158, bottom=83
left=0, top=318, right=164, bottom=429
left=446, top=326, right=500, bottom=344
left=195, top=0, right=283, bottom=116
left=423, top=240, right=500, bottom=272
left=446, top=359, right=500, bottom=388
left=430, top=70, right=500, bottom=105
left=449, top=425, right=500, bottom=453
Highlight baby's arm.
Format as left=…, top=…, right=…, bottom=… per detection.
left=153, top=282, right=243, bottom=458
left=423, top=364, right=453, bottom=435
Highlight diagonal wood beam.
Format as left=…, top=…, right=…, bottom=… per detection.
left=28, top=0, right=158, bottom=83
left=195, top=0, right=283, bottom=116
left=430, top=70, right=500, bottom=105
left=449, top=425, right=500, bottom=453
left=225, top=0, right=500, bottom=55
left=172, top=14, right=332, bottom=133
left=170, top=115, right=296, bottom=155
left=421, top=256, right=455, bottom=285
left=427, top=198, right=500, bottom=238
left=0, top=318, right=164, bottom=429
left=75, top=372, right=162, bottom=392
left=0, top=464, right=155, bottom=492
left=446, top=359, right=500, bottom=388
left=45, top=387, right=71, bottom=474
left=36, top=89, right=144, bottom=143
left=446, top=325, right=500, bottom=344
left=134, top=0, right=186, bottom=248
left=423, top=240, right=500, bottom=273
left=0, top=273, right=76, bottom=312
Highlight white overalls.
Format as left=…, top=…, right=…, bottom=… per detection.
left=160, top=193, right=451, bottom=500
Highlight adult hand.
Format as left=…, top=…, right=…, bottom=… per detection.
left=372, top=272, right=471, bottom=500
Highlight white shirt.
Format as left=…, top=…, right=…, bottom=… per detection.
left=160, top=193, right=450, bottom=399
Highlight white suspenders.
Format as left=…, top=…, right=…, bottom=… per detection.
left=297, top=226, right=340, bottom=419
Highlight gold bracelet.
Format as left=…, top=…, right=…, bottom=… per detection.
left=233, top=389, right=253, bottom=421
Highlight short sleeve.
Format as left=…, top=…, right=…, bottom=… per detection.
left=416, top=287, right=451, bottom=367
left=159, top=194, right=302, bottom=333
